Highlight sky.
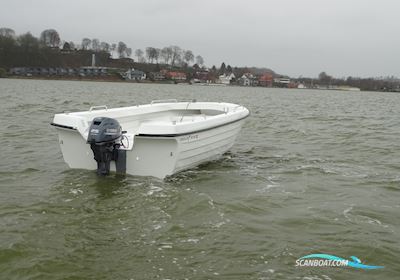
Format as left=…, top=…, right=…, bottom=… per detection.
left=1, top=0, right=400, bottom=78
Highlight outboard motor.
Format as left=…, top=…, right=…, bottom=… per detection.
left=87, top=117, right=126, bottom=175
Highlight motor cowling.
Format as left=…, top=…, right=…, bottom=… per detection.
left=87, top=117, right=126, bottom=175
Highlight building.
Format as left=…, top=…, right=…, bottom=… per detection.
left=149, top=71, right=166, bottom=81
left=238, top=73, right=257, bottom=86
left=166, top=71, right=187, bottom=82
left=259, top=73, right=274, bottom=87
left=218, top=73, right=235, bottom=85
left=193, top=71, right=213, bottom=83
left=123, top=68, right=146, bottom=80
left=274, top=77, right=291, bottom=87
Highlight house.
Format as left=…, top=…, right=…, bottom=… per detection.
left=238, top=73, right=257, bottom=86
left=166, top=71, right=187, bottom=82
left=149, top=71, right=166, bottom=81
left=193, top=71, right=212, bottom=83
left=259, top=73, right=274, bottom=87
left=123, top=68, right=146, bottom=80
left=274, top=77, right=291, bottom=87
left=218, top=73, right=235, bottom=85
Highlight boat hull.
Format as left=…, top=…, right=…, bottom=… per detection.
left=55, top=118, right=244, bottom=178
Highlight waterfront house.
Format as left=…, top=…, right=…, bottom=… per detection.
left=123, top=68, right=146, bottom=81
left=166, top=71, right=187, bottom=82
left=273, top=77, right=291, bottom=87
left=259, top=73, right=274, bottom=87
left=194, top=71, right=212, bottom=83
left=218, top=73, right=235, bottom=85
left=239, top=73, right=257, bottom=86
left=149, top=71, right=166, bottom=81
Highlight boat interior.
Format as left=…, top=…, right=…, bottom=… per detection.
left=69, top=102, right=232, bottom=134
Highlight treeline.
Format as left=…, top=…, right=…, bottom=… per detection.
left=297, top=72, right=400, bottom=92
left=0, top=27, right=205, bottom=69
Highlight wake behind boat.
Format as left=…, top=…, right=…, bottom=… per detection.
left=51, top=100, right=249, bottom=178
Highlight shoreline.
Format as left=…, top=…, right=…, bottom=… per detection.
left=4, top=75, right=178, bottom=85
left=2, top=76, right=394, bottom=92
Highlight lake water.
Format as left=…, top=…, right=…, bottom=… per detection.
left=0, top=78, right=399, bottom=279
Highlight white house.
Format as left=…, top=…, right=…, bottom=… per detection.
left=124, top=68, right=146, bottom=81
left=218, top=73, right=235, bottom=85
left=239, top=73, right=255, bottom=86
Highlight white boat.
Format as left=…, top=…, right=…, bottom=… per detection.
left=51, top=100, right=249, bottom=179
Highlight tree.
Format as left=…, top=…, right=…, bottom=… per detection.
left=69, top=41, right=75, bottom=50
left=154, top=48, right=161, bottom=63
left=82, top=38, right=91, bottom=50
left=18, top=32, right=40, bottom=50
left=62, top=42, right=71, bottom=50
left=145, top=47, right=153, bottom=62
left=183, top=50, right=194, bottom=65
left=318, top=71, right=332, bottom=85
left=0, top=68, right=7, bottom=78
left=40, top=29, right=60, bottom=47
left=110, top=43, right=116, bottom=56
left=135, top=48, right=144, bottom=62
left=100, top=42, right=110, bottom=52
left=195, top=55, right=204, bottom=66
left=0, top=27, right=15, bottom=38
left=145, top=47, right=159, bottom=63
left=219, top=62, right=226, bottom=74
left=91, top=38, right=100, bottom=51
left=161, top=47, right=173, bottom=64
left=117, top=41, right=127, bottom=58
left=126, top=47, right=132, bottom=57
left=226, top=65, right=232, bottom=73
left=170, top=45, right=182, bottom=66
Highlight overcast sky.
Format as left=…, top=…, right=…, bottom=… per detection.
left=1, top=0, right=400, bottom=78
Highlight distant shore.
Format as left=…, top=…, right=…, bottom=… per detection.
left=5, top=75, right=178, bottom=85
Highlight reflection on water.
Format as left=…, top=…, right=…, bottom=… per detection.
left=0, top=79, right=399, bottom=279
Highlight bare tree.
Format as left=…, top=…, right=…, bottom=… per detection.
left=146, top=47, right=158, bottom=63
left=117, top=41, right=127, bottom=58
left=82, top=38, right=91, bottom=50
left=126, top=47, right=132, bottom=57
left=40, top=29, right=61, bottom=47
left=195, top=55, right=204, bottom=66
left=91, top=38, right=100, bottom=51
left=161, top=47, right=173, bottom=64
left=170, top=45, right=182, bottom=66
left=183, top=50, right=194, bottom=65
left=135, top=48, right=144, bottom=61
left=154, top=48, right=161, bottom=63
left=100, top=42, right=110, bottom=52
left=0, top=27, right=15, bottom=38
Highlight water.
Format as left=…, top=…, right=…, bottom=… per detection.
left=0, top=78, right=399, bottom=279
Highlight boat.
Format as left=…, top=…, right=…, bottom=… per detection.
left=51, top=100, right=250, bottom=179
